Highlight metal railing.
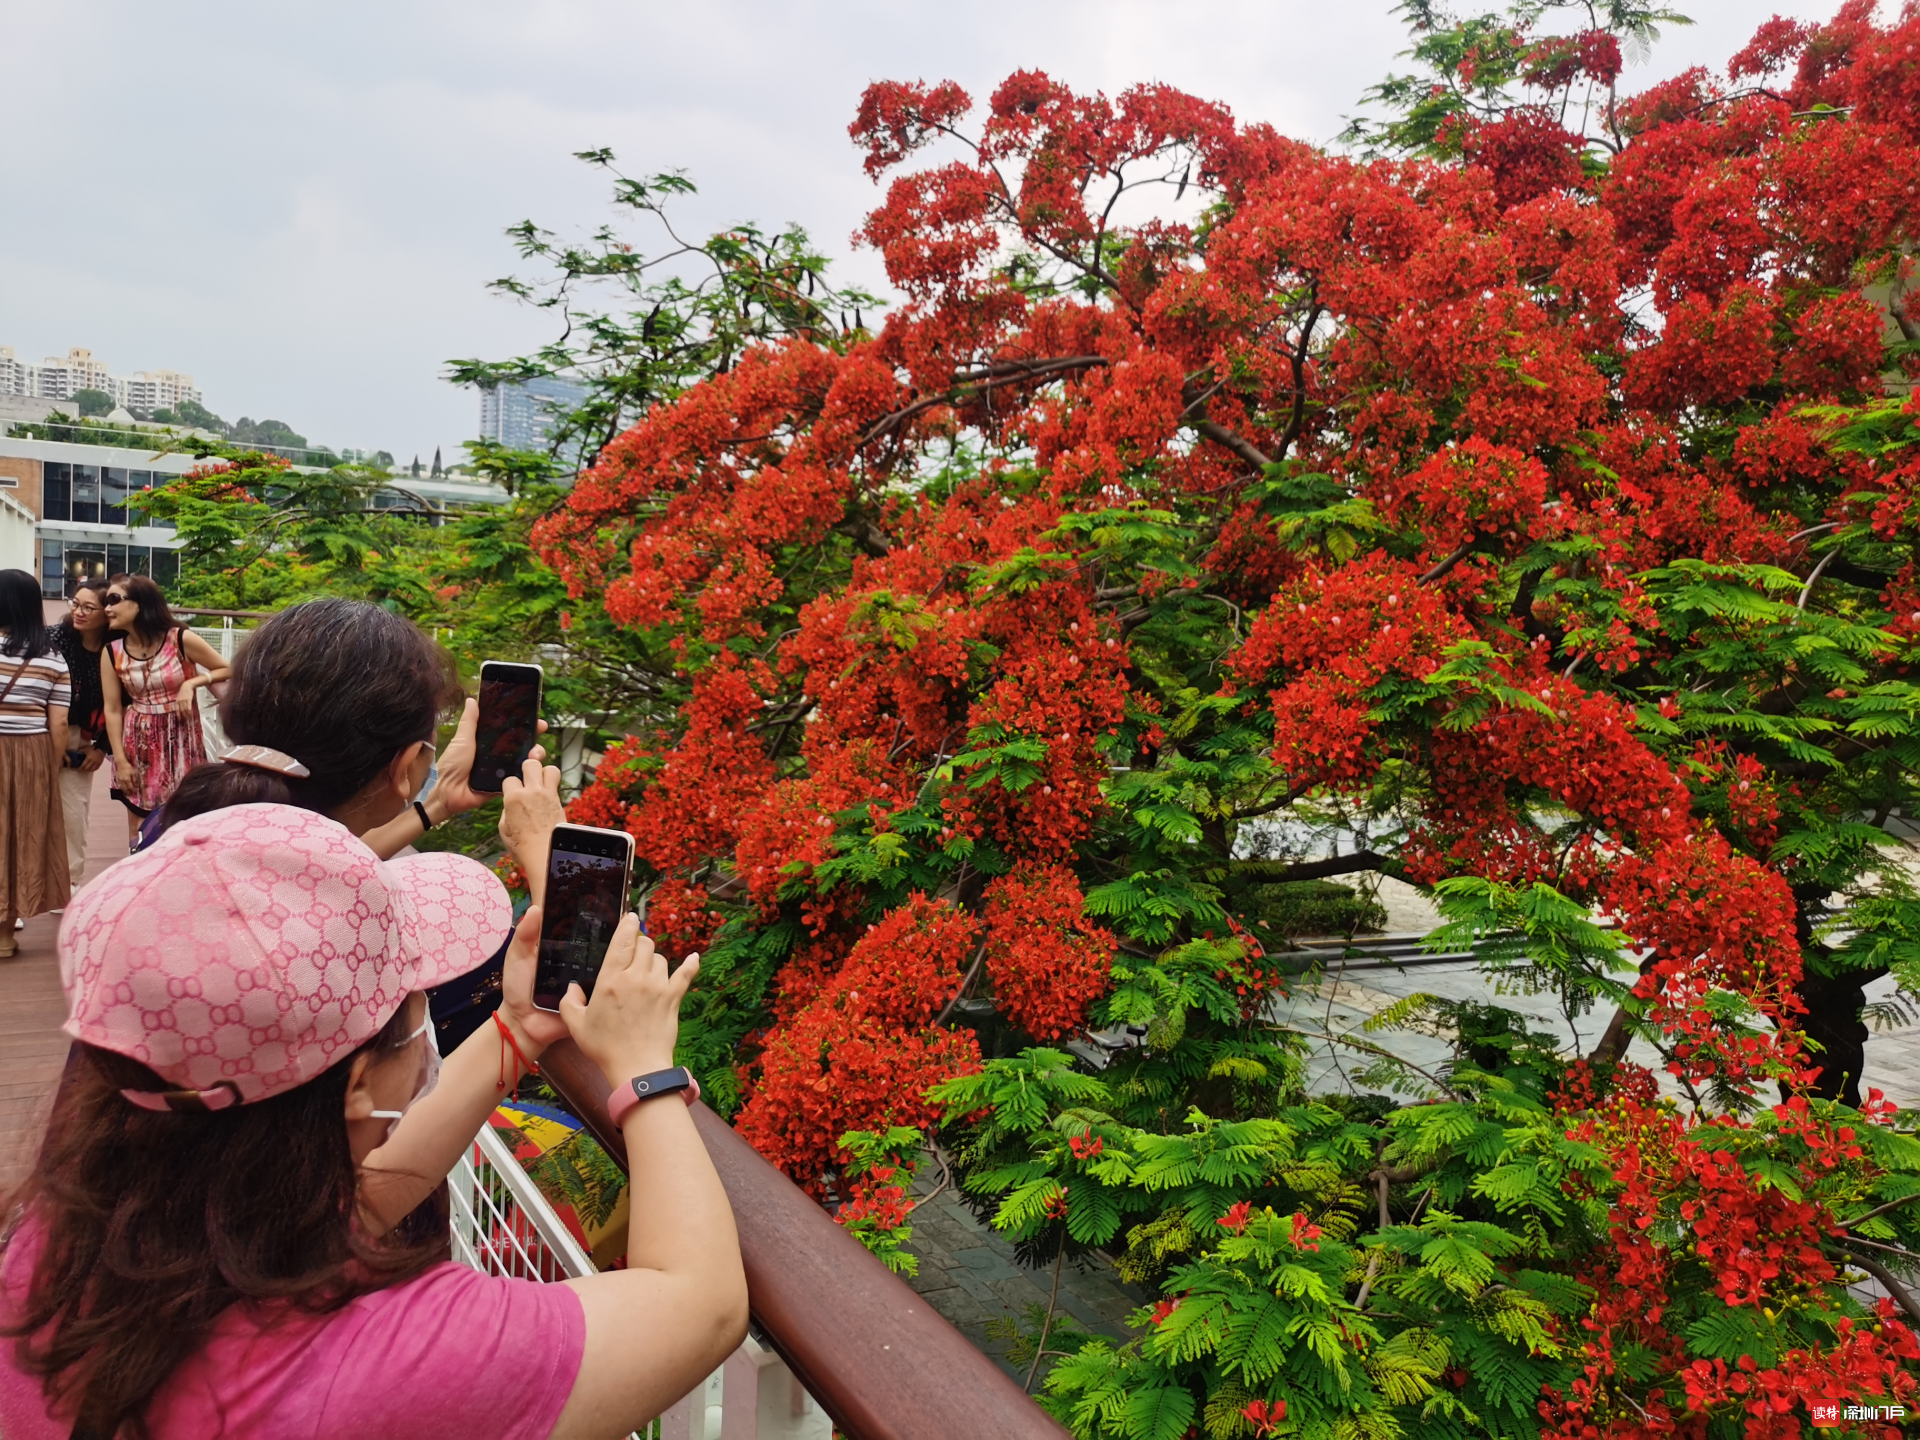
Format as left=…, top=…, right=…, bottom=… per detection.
left=449, top=1118, right=832, bottom=1439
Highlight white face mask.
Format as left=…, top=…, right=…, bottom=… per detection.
left=368, top=1012, right=441, bottom=1140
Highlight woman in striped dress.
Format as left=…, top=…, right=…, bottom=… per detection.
left=0, top=569, right=71, bottom=956
left=101, top=576, right=230, bottom=844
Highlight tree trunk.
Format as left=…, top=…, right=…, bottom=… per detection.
left=1789, top=965, right=1885, bottom=1108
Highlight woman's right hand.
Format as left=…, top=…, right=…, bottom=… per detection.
left=500, top=754, right=565, bottom=899
left=558, top=914, right=699, bottom=1084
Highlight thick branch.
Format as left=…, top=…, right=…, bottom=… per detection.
left=1421, top=543, right=1475, bottom=586
left=1276, top=299, right=1324, bottom=461
left=1231, top=851, right=1397, bottom=884
left=834, top=515, right=893, bottom=558
left=854, top=356, right=1111, bottom=450
left=1830, top=1244, right=1920, bottom=1328
left=1191, top=418, right=1274, bottom=471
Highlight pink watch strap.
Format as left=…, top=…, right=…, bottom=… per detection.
left=606, top=1066, right=700, bottom=1125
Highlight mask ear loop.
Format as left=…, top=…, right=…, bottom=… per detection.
left=369, top=1014, right=440, bottom=1137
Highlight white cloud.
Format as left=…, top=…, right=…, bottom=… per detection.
left=0, top=0, right=1841, bottom=460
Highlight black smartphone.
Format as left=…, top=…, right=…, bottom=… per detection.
left=533, top=823, right=636, bottom=1012
left=473, top=660, right=543, bottom=794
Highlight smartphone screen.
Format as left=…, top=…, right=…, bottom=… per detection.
left=533, top=825, right=634, bottom=1011
left=473, top=661, right=542, bottom=794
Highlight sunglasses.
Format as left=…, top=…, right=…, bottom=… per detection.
left=105, top=593, right=128, bottom=605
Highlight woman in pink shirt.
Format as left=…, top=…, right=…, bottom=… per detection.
left=0, top=801, right=747, bottom=1437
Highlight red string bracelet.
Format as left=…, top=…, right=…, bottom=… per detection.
left=494, top=1011, right=540, bottom=1091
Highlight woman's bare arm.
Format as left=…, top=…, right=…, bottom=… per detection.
left=101, top=648, right=129, bottom=783
left=174, top=630, right=231, bottom=716
left=550, top=917, right=746, bottom=1437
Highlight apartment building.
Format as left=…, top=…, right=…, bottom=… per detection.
left=30, top=347, right=111, bottom=402
left=0, top=348, right=32, bottom=399
left=0, top=345, right=202, bottom=412
left=118, top=369, right=200, bottom=413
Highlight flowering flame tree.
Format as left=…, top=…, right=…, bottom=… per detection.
left=545, top=3, right=1920, bottom=1433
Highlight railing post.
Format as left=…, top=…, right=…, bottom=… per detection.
left=660, top=1368, right=723, bottom=1440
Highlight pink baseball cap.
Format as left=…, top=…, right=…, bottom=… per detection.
left=61, top=803, right=511, bottom=1107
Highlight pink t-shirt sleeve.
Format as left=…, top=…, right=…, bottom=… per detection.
left=148, top=1262, right=586, bottom=1439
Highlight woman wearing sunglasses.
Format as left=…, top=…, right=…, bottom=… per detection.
left=0, top=804, right=747, bottom=1437
left=100, top=576, right=229, bottom=845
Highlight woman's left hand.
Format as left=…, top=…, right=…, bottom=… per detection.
left=497, top=905, right=571, bottom=1059
left=428, top=698, right=549, bottom=820
left=173, top=676, right=202, bottom=716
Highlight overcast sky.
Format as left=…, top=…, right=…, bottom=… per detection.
left=0, top=0, right=1840, bottom=464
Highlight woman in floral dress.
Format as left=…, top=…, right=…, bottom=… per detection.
left=101, top=576, right=229, bottom=844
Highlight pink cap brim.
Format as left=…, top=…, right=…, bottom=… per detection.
left=389, top=849, right=515, bottom=990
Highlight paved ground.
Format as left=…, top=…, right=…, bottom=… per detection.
left=1, top=763, right=121, bottom=1191
left=902, top=1164, right=1148, bottom=1383
left=1271, top=951, right=1920, bottom=1109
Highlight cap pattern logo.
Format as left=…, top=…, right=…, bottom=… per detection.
left=60, top=804, right=509, bottom=1104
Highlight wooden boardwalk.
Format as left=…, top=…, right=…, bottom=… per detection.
left=1, top=763, right=124, bottom=1190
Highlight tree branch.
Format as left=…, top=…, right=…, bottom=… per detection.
left=1230, top=851, right=1397, bottom=884
left=1276, top=298, right=1324, bottom=461
left=852, top=356, right=1113, bottom=453
left=1421, top=543, right=1475, bottom=586
left=1191, top=418, right=1274, bottom=471
left=1830, top=1243, right=1920, bottom=1328
left=934, top=940, right=990, bottom=1028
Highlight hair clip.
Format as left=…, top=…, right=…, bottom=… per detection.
left=223, top=745, right=311, bottom=779
left=120, top=1081, right=243, bottom=1112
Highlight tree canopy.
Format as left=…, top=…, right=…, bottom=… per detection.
left=140, top=1, right=1920, bottom=1430
left=541, top=1, right=1920, bottom=1432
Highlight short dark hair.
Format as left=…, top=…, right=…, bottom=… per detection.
left=161, top=598, right=464, bottom=824
left=110, top=574, right=175, bottom=642
left=0, top=568, right=52, bottom=659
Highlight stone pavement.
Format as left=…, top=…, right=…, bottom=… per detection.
left=902, top=1165, right=1148, bottom=1382
left=1270, top=951, right=1920, bottom=1109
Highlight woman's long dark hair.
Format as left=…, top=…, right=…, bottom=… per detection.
left=4, top=1006, right=442, bottom=1438
left=161, top=599, right=462, bottom=826
left=0, top=568, right=52, bottom=659
left=110, top=575, right=175, bottom=644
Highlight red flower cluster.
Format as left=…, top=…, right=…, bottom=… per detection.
left=980, top=864, right=1115, bottom=1039
left=735, top=895, right=982, bottom=1193
left=1550, top=1084, right=1920, bottom=1439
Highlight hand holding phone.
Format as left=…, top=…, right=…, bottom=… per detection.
left=559, top=912, right=700, bottom=1085
left=533, top=823, right=637, bottom=1012
left=473, top=661, right=543, bottom=795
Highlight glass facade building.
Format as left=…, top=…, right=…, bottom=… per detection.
left=477, top=376, right=590, bottom=453
left=35, top=459, right=182, bottom=596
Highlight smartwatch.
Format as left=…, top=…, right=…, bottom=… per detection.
left=606, top=1066, right=700, bottom=1124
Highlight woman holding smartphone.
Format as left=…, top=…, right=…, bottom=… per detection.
left=154, top=597, right=564, bottom=1047
left=0, top=804, right=745, bottom=1436
left=158, top=598, right=561, bottom=870
left=100, top=576, right=229, bottom=844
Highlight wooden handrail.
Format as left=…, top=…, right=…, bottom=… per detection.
left=538, top=1040, right=1071, bottom=1440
